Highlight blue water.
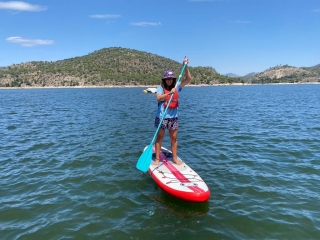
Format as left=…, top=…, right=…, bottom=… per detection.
left=1, top=84, right=320, bottom=239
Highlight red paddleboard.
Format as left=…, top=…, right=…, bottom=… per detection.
left=146, top=146, right=210, bottom=203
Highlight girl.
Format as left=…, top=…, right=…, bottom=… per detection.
left=154, top=57, right=191, bottom=166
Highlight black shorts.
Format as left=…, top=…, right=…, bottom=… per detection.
left=154, top=117, right=178, bottom=130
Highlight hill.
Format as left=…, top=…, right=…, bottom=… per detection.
left=0, top=47, right=241, bottom=88
left=225, top=73, right=240, bottom=78
left=250, top=65, right=320, bottom=84
left=241, top=72, right=257, bottom=80
left=302, top=64, right=320, bottom=75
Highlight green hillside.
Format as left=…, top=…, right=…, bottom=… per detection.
left=0, top=47, right=240, bottom=87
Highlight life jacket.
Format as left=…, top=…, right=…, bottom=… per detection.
left=163, top=88, right=179, bottom=108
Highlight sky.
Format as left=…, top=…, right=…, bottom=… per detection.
left=0, top=0, right=319, bottom=76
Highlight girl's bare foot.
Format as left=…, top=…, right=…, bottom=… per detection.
left=173, top=158, right=182, bottom=165
left=153, top=158, right=160, bottom=166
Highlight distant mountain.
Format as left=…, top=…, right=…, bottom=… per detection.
left=225, top=73, right=240, bottom=78
left=250, top=65, right=320, bottom=84
left=0, top=47, right=239, bottom=87
left=307, top=63, right=320, bottom=69
left=302, top=64, right=320, bottom=75
left=241, top=72, right=257, bottom=80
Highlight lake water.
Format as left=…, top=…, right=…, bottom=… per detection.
left=1, top=84, right=320, bottom=239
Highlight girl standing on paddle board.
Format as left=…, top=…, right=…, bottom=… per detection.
left=154, top=57, right=192, bottom=166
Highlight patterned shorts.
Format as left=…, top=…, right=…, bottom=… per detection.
left=154, top=117, right=178, bottom=130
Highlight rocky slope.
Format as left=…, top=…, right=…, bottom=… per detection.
left=250, top=65, right=320, bottom=84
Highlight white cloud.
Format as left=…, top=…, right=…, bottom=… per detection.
left=0, top=1, right=47, bottom=11
left=131, top=22, right=161, bottom=27
left=90, top=14, right=121, bottom=19
left=6, top=36, right=54, bottom=47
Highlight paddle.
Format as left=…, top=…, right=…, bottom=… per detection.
left=136, top=60, right=188, bottom=172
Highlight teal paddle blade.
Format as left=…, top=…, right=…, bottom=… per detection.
left=136, top=145, right=153, bottom=172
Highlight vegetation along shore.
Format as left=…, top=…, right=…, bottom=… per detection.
left=0, top=47, right=319, bottom=88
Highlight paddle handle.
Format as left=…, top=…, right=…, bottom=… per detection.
left=150, top=61, right=188, bottom=144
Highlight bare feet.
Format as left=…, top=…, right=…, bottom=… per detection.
left=153, top=158, right=160, bottom=166
left=173, top=158, right=182, bottom=165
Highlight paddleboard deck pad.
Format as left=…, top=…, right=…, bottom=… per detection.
left=146, top=145, right=210, bottom=203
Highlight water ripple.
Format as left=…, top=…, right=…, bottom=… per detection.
left=1, top=85, right=320, bottom=239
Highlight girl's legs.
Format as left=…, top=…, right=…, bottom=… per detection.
left=169, top=129, right=181, bottom=165
left=154, top=128, right=165, bottom=166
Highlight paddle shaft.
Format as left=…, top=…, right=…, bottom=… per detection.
left=150, top=63, right=188, bottom=145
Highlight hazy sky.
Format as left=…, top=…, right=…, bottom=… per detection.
left=1, top=0, right=319, bottom=76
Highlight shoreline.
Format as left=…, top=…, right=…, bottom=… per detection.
left=0, top=82, right=319, bottom=90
